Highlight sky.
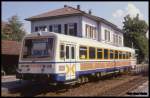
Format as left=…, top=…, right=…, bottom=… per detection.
left=2, top=1, right=149, bottom=35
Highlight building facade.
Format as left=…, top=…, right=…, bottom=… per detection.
left=26, top=5, right=124, bottom=47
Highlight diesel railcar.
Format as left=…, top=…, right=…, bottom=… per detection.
left=16, top=32, right=136, bottom=84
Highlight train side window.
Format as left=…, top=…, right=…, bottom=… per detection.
left=89, top=47, right=96, bottom=59
left=122, top=52, right=126, bottom=59
left=126, top=52, right=128, bottom=59
left=119, top=51, right=122, bottom=59
left=79, top=46, right=87, bottom=59
left=110, top=50, right=114, bottom=59
left=97, top=48, right=103, bottom=59
left=115, top=50, right=118, bottom=59
left=71, top=47, right=75, bottom=59
left=129, top=52, right=131, bottom=58
left=104, top=49, right=108, bottom=59
left=60, top=44, right=65, bottom=59
left=66, top=46, right=69, bottom=59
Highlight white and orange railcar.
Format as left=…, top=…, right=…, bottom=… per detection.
left=16, top=32, right=136, bottom=84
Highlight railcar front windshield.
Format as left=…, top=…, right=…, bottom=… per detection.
left=21, top=37, right=54, bottom=60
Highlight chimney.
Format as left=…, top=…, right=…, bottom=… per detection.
left=77, top=5, right=80, bottom=10
left=89, top=9, right=92, bottom=15
left=64, top=5, right=67, bottom=7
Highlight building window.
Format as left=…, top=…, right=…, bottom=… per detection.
left=68, top=23, right=75, bottom=35
left=85, top=24, right=89, bottom=38
left=35, top=26, right=47, bottom=32
left=104, top=29, right=110, bottom=41
left=104, top=49, right=108, bottom=59
left=94, top=27, right=96, bottom=39
left=39, top=26, right=47, bottom=31
left=53, top=24, right=59, bottom=33
left=113, top=34, right=115, bottom=44
left=49, top=25, right=53, bottom=32
left=97, top=48, right=103, bottom=59
left=64, top=24, right=68, bottom=35
left=89, top=47, right=96, bottom=59
left=79, top=46, right=87, bottom=59
left=85, top=24, right=96, bottom=39
left=108, top=31, right=110, bottom=41
left=116, top=35, right=119, bottom=45
left=49, top=24, right=61, bottom=33
left=105, top=30, right=107, bottom=41
left=69, top=23, right=77, bottom=36
left=119, top=36, right=122, bottom=45
left=64, top=23, right=77, bottom=36
left=35, top=26, right=38, bottom=32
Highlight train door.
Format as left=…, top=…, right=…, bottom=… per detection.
left=65, top=44, right=76, bottom=80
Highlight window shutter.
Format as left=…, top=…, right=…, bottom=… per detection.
left=64, top=24, right=68, bottom=35
left=58, top=24, right=61, bottom=33
left=74, top=23, right=77, bottom=36
left=49, top=25, right=53, bottom=32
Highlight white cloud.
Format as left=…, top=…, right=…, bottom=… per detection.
left=112, top=3, right=144, bottom=28
left=125, top=3, right=143, bottom=19
left=113, top=9, right=124, bottom=18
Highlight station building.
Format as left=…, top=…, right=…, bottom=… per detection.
left=26, top=5, right=124, bottom=47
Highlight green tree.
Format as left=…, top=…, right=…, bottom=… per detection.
left=2, top=15, right=26, bottom=41
left=123, top=14, right=149, bottom=63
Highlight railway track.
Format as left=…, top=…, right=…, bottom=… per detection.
left=2, top=74, right=148, bottom=97
left=99, top=76, right=148, bottom=96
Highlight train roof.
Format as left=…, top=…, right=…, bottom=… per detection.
left=24, top=32, right=135, bottom=53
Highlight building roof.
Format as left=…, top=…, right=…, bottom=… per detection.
left=26, top=6, right=82, bottom=21
left=25, top=5, right=123, bottom=33
left=2, top=40, right=21, bottom=55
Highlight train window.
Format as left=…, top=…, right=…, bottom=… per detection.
left=66, top=46, right=69, bottom=59
left=115, top=50, right=118, bottom=59
left=129, top=52, right=131, bottom=58
left=71, top=47, right=75, bottom=59
left=104, top=49, right=108, bottom=59
left=110, top=50, right=114, bottom=59
left=79, top=46, right=87, bottom=59
left=97, top=48, right=103, bottom=59
left=60, top=44, right=65, bottom=59
left=89, top=47, right=96, bottom=59
left=122, top=52, right=126, bottom=59
left=119, top=51, right=122, bottom=59
left=126, top=52, right=129, bottom=59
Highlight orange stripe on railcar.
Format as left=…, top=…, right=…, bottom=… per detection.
left=80, top=61, right=131, bottom=71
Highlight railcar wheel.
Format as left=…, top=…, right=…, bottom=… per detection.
left=96, top=73, right=101, bottom=78
left=81, top=76, right=85, bottom=84
left=77, top=77, right=82, bottom=84
left=85, top=76, right=89, bottom=83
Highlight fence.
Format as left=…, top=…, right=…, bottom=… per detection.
left=131, top=64, right=149, bottom=76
